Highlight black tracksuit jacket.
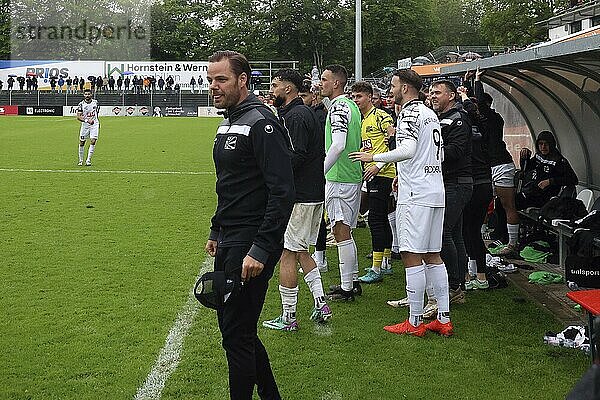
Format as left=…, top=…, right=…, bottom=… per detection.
left=209, top=94, right=295, bottom=265
left=439, top=104, right=473, bottom=182
left=277, top=97, right=325, bottom=203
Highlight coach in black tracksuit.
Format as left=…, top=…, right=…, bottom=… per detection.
left=431, top=80, right=473, bottom=300
left=205, top=51, right=294, bottom=400
left=458, top=91, right=493, bottom=283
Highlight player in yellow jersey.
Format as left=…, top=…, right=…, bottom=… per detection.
left=351, top=81, right=396, bottom=283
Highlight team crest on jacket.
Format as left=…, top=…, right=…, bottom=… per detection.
left=225, top=136, right=237, bottom=150
left=264, top=124, right=274, bottom=134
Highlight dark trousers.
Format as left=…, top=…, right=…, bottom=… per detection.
left=441, top=182, right=473, bottom=290
left=492, top=197, right=509, bottom=242
left=463, top=182, right=493, bottom=275
left=367, top=176, right=393, bottom=252
left=315, top=211, right=328, bottom=252
left=215, top=245, right=282, bottom=400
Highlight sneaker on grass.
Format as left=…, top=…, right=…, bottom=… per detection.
left=380, top=266, right=393, bottom=275
left=262, top=316, right=298, bottom=331
left=386, top=297, right=408, bottom=308
left=424, top=319, right=454, bottom=337
left=449, top=287, right=466, bottom=304
left=358, top=269, right=383, bottom=283
left=326, top=286, right=355, bottom=302
left=465, top=279, right=490, bottom=290
left=423, top=299, right=438, bottom=319
left=384, top=320, right=426, bottom=337
left=310, top=304, right=332, bottom=323
left=329, top=282, right=362, bottom=296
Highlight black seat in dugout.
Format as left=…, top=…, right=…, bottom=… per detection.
left=517, top=186, right=595, bottom=267
left=517, top=184, right=577, bottom=240
left=589, top=196, right=600, bottom=213
left=551, top=189, right=599, bottom=267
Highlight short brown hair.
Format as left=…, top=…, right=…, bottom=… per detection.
left=350, top=81, right=373, bottom=95
left=208, top=51, right=252, bottom=88
left=324, top=64, right=348, bottom=85
left=431, top=79, right=457, bottom=95
left=393, top=69, right=423, bottom=91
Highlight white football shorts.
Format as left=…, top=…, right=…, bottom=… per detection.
left=80, top=123, right=99, bottom=140
left=325, top=181, right=361, bottom=229
left=492, top=162, right=516, bottom=188
left=396, top=203, right=444, bottom=253
left=284, top=202, right=324, bottom=252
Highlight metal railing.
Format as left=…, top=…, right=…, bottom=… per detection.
left=0, top=90, right=210, bottom=108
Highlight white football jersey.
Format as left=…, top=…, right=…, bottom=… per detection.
left=77, top=99, right=99, bottom=125
left=395, top=100, right=445, bottom=207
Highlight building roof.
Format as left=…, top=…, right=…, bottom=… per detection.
left=537, top=0, right=600, bottom=29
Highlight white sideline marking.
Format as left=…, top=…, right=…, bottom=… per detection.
left=0, top=168, right=213, bottom=176
left=321, top=390, right=343, bottom=400
left=313, top=323, right=333, bottom=337
left=134, top=258, right=213, bottom=400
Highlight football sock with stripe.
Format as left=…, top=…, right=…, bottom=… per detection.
left=304, top=267, right=326, bottom=308
left=86, top=144, right=95, bottom=162
left=279, top=285, right=298, bottom=323
left=405, top=264, right=426, bottom=326
left=337, top=238, right=357, bottom=292
left=425, top=263, right=450, bottom=323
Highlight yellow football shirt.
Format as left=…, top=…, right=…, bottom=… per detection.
left=361, top=107, right=396, bottom=179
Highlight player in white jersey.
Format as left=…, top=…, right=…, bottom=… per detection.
left=350, top=69, right=454, bottom=337
left=76, top=88, right=100, bottom=166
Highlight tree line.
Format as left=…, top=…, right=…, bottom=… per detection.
left=1, top=0, right=568, bottom=75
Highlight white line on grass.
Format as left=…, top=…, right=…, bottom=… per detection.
left=313, top=322, right=333, bottom=337
left=0, top=168, right=213, bottom=176
left=134, top=257, right=214, bottom=400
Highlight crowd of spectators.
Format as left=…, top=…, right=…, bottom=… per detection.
left=0, top=74, right=207, bottom=94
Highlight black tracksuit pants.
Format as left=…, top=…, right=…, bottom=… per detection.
left=367, top=176, right=393, bottom=252
left=215, top=244, right=282, bottom=400
left=463, top=182, right=493, bottom=275
left=442, top=182, right=473, bottom=290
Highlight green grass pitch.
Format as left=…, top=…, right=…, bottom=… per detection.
left=0, top=116, right=588, bottom=399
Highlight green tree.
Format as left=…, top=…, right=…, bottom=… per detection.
left=207, top=0, right=276, bottom=60
left=151, top=0, right=216, bottom=60
left=362, top=0, right=437, bottom=73
left=0, top=0, right=9, bottom=59
left=428, top=0, right=487, bottom=48
left=267, top=0, right=354, bottom=73
left=480, top=0, right=554, bottom=46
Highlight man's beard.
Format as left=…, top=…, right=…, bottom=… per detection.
left=273, top=95, right=285, bottom=108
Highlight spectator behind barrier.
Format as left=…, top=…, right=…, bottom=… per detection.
left=517, top=130, right=578, bottom=210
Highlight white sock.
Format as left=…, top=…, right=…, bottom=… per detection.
left=388, top=212, right=398, bottom=252
left=405, top=265, right=426, bottom=327
left=425, top=263, right=450, bottom=324
left=468, top=258, right=477, bottom=277
left=507, top=223, right=519, bottom=246
left=381, top=257, right=390, bottom=270
left=86, top=144, right=95, bottom=162
left=279, top=285, right=298, bottom=323
left=78, top=145, right=85, bottom=162
left=337, top=238, right=357, bottom=291
left=304, top=267, right=326, bottom=308
left=314, top=250, right=325, bottom=264
left=426, top=282, right=436, bottom=301
left=351, top=237, right=359, bottom=281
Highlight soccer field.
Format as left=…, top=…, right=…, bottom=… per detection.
left=0, top=117, right=588, bottom=400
